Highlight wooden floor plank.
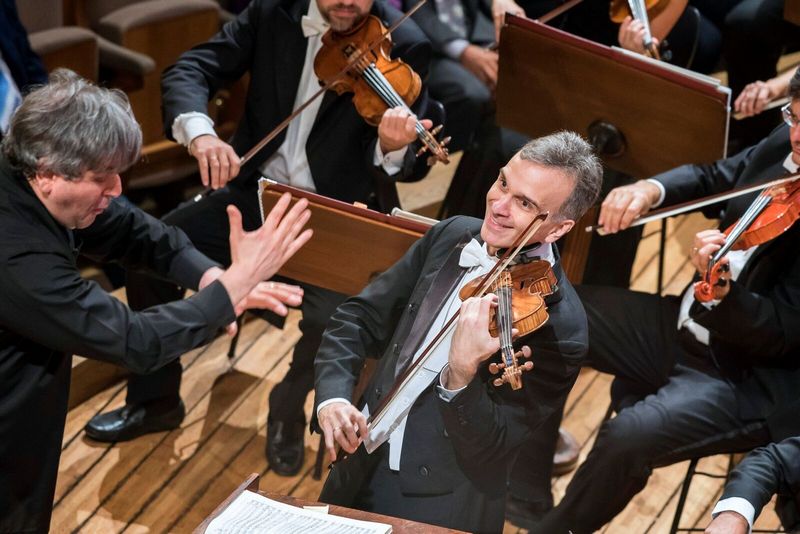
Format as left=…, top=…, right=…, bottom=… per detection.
left=76, top=316, right=300, bottom=533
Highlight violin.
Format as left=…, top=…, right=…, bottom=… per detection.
left=609, top=0, right=666, bottom=59
left=314, top=14, right=450, bottom=165
left=458, top=259, right=555, bottom=389
left=694, top=178, right=800, bottom=301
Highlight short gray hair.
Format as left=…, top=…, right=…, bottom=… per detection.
left=1, top=69, right=142, bottom=180
left=518, top=131, right=602, bottom=221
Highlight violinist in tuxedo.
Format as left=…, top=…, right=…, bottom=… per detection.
left=84, top=0, right=438, bottom=478
left=706, top=436, right=800, bottom=534
left=313, top=131, right=603, bottom=533
left=529, top=68, right=800, bottom=533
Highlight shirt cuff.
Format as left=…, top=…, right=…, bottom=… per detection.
left=373, top=142, right=408, bottom=176
left=436, top=364, right=468, bottom=402
left=645, top=178, right=666, bottom=208
left=712, top=497, right=755, bottom=533
left=316, top=397, right=351, bottom=418
left=443, top=39, right=470, bottom=60
left=171, top=112, right=217, bottom=147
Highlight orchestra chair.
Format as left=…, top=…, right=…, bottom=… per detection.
left=16, top=0, right=154, bottom=85
left=605, top=379, right=782, bottom=534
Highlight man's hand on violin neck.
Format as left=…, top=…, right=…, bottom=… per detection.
left=318, top=401, right=368, bottom=460
left=690, top=229, right=731, bottom=300
left=598, top=179, right=661, bottom=234
left=189, top=134, right=242, bottom=190
left=445, top=295, right=502, bottom=390
left=378, top=107, right=431, bottom=154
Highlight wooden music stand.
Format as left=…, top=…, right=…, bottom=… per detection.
left=495, top=15, right=730, bottom=282
left=194, top=473, right=466, bottom=533
left=496, top=15, right=729, bottom=177
left=258, top=180, right=432, bottom=296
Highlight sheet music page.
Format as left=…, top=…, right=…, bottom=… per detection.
left=205, top=490, right=392, bottom=534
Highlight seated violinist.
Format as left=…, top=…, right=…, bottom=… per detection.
left=706, top=436, right=800, bottom=534
left=525, top=67, right=800, bottom=533
left=313, top=131, right=602, bottom=533
left=492, top=0, right=741, bottom=73
left=83, top=0, right=440, bottom=478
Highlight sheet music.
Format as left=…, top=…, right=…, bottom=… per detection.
left=205, top=490, right=392, bottom=534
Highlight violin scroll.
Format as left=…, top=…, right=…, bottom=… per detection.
left=489, top=347, right=534, bottom=390
left=693, top=262, right=730, bottom=303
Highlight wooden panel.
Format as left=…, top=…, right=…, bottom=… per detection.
left=496, top=16, right=729, bottom=178
left=260, top=186, right=426, bottom=296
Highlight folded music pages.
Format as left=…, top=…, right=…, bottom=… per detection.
left=205, top=490, right=391, bottom=534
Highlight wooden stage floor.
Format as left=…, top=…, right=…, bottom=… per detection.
left=56, top=170, right=783, bottom=532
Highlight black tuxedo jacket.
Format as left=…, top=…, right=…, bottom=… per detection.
left=402, top=0, right=494, bottom=54
left=161, top=0, right=432, bottom=207
left=314, top=216, right=587, bottom=533
left=652, top=124, right=800, bottom=441
left=721, top=436, right=800, bottom=529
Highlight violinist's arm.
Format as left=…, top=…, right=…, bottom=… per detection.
left=690, top=249, right=800, bottom=360
left=313, top=219, right=451, bottom=441
left=363, top=34, right=434, bottom=184
left=438, top=334, right=584, bottom=474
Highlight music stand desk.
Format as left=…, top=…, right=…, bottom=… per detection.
left=194, top=473, right=466, bottom=534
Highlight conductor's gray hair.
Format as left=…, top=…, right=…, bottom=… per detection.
left=1, top=68, right=141, bottom=180
left=518, top=131, right=603, bottom=221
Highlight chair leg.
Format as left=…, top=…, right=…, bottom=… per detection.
left=227, top=315, right=244, bottom=359
left=313, top=433, right=326, bottom=480
left=670, top=458, right=700, bottom=534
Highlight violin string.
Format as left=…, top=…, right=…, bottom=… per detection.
left=710, top=193, right=772, bottom=265
left=363, top=65, right=437, bottom=150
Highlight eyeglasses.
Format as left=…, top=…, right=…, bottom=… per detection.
left=782, top=103, right=800, bottom=128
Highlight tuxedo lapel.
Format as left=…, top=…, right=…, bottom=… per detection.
left=274, top=1, right=309, bottom=119
left=393, top=231, right=474, bottom=376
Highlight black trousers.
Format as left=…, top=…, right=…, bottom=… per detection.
left=125, top=183, right=346, bottom=423
left=528, top=286, right=772, bottom=534
left=426, top=55, right=493, bottom=154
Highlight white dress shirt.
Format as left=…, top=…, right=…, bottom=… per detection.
left=318, top=238, right=555, bottom=470
left=170, top=1, right=408, bottom=191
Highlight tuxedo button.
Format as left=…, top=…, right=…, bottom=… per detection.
left=374, top=387, right=382, bottom=398
left=418, top=465, right=430, bottom=477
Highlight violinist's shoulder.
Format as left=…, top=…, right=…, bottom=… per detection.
left=430, top=215, right=482, bottom=239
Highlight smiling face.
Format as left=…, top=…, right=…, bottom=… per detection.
left=788, top=100, right=800, bottom=166
left=30, top=169, right=122, bottom=229
left=481, top=154, right=577, bottom=255
left=316, top=0, right=372, bottom=32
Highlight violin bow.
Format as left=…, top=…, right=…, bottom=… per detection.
left=241, top=0, right=428, bottom=167
left=192, top=0, right=429, bottom=201
left=366, top=212, right=549, bottom=431
left=585, top=172, right=800, bottom=234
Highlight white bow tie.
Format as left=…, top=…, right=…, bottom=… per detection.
left=459, top=238, right=495, bottom=270
left=301, top=15, right=330, bottom=37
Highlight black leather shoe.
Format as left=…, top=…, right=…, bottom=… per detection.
left=84, top=401, right=185, bottom=442
left=505, top=496, right=551, bottom=530
left=266, top=417, right=305, bottom=476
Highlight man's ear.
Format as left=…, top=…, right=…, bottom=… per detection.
left=31, top=172, right=57, bottom=195
left=544, top=218, right=575, bottom=243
